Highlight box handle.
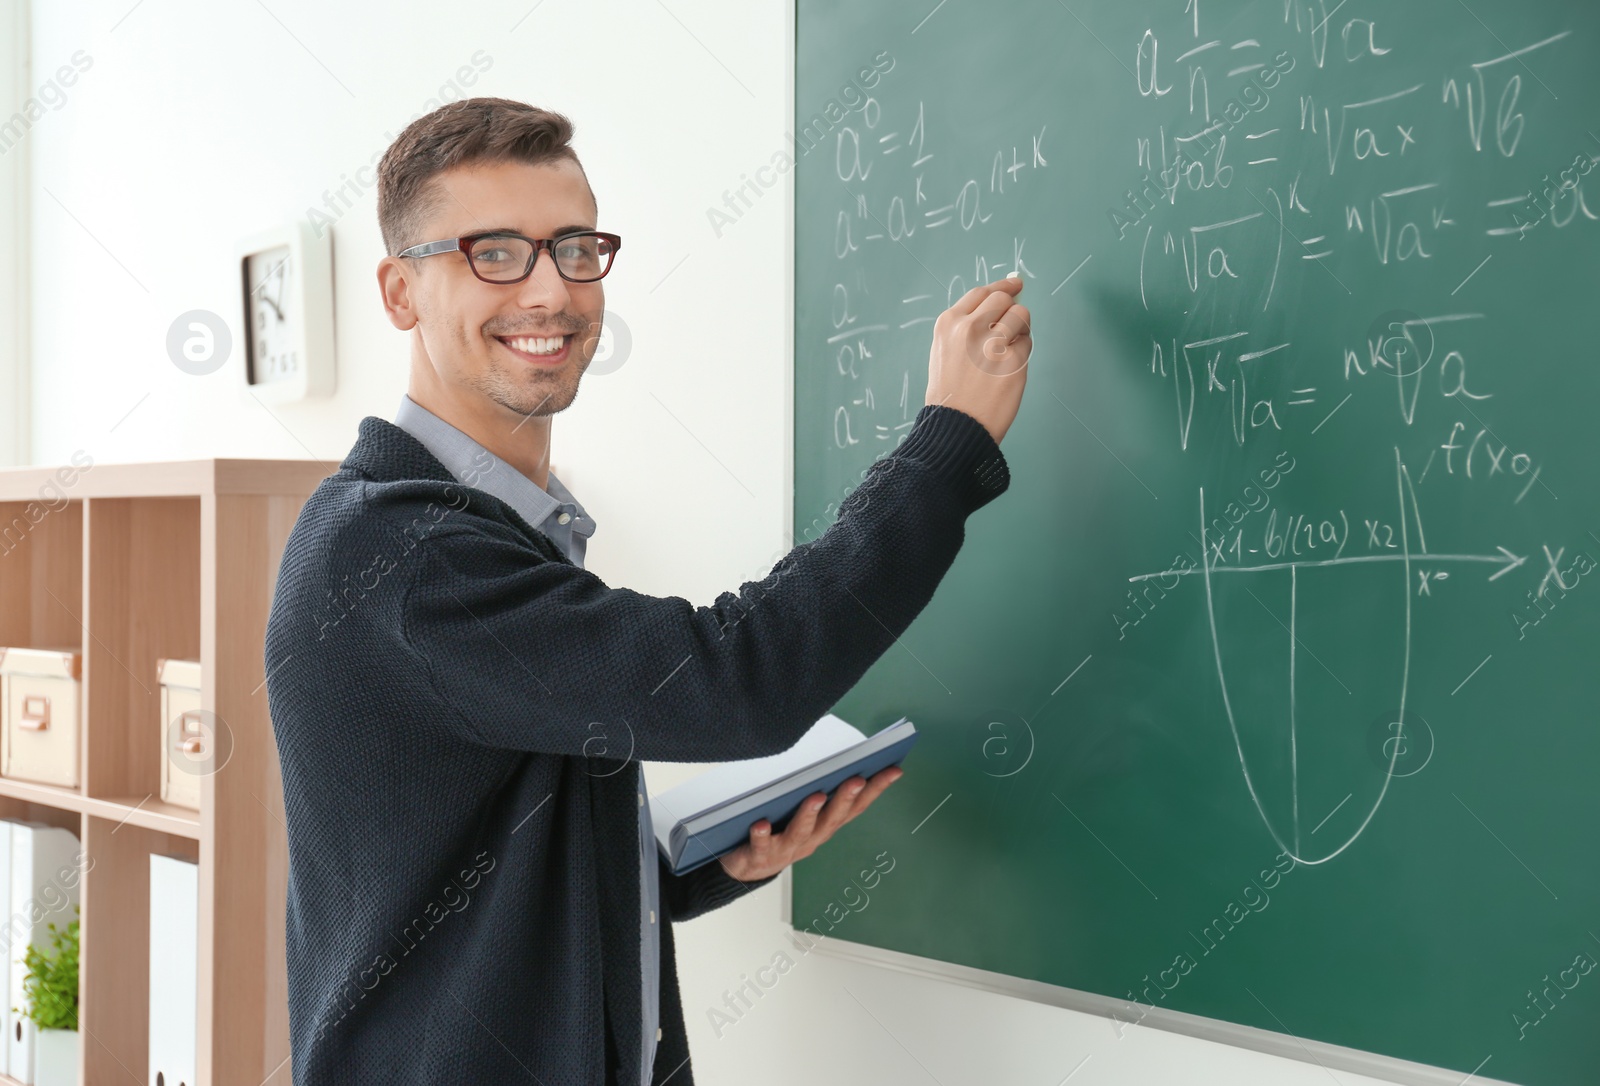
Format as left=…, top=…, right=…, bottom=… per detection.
left=19, top=696, right=49, bottom=732
left=177, top=710, right=205, bottom=756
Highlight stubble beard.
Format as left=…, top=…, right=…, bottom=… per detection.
left=474, top=333, right=593, bottom=419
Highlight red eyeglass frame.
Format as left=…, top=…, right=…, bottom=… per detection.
left=398, top=230, right=622, bottom=284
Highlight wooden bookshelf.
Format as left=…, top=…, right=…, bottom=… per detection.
left=0, top=457, right=333, bottom=1085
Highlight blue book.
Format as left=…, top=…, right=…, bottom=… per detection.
left=650, top=714, right=917, bottom=876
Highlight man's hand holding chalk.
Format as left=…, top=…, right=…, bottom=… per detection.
left=924, top=274, right=1033, bottom=445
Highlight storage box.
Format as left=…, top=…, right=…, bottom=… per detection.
left=0, top=647, right=83, bottom=788
left=158, top=658, right=204, bottom=810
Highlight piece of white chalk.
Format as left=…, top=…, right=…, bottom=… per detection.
left=1007, top=271, right=1021, bottom=280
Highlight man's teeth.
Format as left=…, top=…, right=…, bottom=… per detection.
left=503, top=335, right=566, bottom=355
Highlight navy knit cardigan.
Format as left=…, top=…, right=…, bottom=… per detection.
left=263, top=403, right=1010, bottom=1084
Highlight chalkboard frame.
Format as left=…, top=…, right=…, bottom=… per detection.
left=794, top=931, right=1519, bottom=1086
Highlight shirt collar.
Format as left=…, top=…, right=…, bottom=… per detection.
left=391, top=394, right=595, bottom=543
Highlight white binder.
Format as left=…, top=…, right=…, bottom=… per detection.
left=149, top=854, right=197, bottom=1086
left=0, top=818, right=12, bottom=1078
left=6, top=823, right=80, bottom=1085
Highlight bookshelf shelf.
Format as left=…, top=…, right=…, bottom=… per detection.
left=0, top=779, right=204, bottom=839
left=0, top=776, right=83, bottom=814
left=91, top=795, right=203, bottom=839
left=0, top=458, right=333, bottom=1085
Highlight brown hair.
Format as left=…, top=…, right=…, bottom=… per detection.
left=375, top=97, right=593, bottom=256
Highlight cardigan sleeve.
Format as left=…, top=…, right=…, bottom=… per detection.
left=659, top=855, right=778, bottom=922
left=396, top=404, right=1009, bottom=763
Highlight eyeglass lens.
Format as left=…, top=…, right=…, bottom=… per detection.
left=469, top=234, right=614, bottom=282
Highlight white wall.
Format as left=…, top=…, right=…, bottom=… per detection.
left=26, top=2, right=1405, bottom=1083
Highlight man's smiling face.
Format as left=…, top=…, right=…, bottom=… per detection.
left=402, top=157, right=605, bottom=421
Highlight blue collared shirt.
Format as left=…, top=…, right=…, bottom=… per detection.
left=393, top=394, right=661, bottom=1083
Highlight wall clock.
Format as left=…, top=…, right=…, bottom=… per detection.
left=237, top=220, right=336, bottom=403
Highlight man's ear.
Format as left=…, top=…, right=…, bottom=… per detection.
left=377, top=256, right=420, bottom=331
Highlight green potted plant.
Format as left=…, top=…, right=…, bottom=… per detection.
left=17, top=908, right=78, bottom=1086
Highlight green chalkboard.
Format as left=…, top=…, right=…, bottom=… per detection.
left=792, top=2, right=1600, bottom=1083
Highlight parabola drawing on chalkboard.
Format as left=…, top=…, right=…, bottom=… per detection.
left=1146, top=448, right=1527, bottom=865
left=1200, top=448, right=1414, bottom=866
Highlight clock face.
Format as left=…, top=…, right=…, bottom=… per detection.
left=246, top=245, right=298, bottom=384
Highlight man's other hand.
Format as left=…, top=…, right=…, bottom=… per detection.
left=717, top=766, right=904, bottom=883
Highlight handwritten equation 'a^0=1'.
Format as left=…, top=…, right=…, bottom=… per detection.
left=1127, top=448, right=1530, bottom=867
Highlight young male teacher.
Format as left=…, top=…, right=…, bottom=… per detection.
left=264, top=97, right=1033, bottom=1085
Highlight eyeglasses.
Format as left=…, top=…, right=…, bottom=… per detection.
left=397, top=230, right=622, bottom=284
